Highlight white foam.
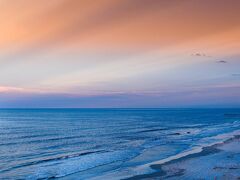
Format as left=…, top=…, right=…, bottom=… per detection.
left=91, top=129, right=240, bottom=180
left=141, top=129, right=240, bottom=168
left=26, top=150, right=138, bottom=180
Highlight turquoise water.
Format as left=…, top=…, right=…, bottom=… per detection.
left=0, top=108, right=239, bottom=179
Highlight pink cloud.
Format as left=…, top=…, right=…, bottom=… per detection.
left=0, top=86, right=25, bottom=93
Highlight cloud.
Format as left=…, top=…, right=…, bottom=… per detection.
left=217, top=60, right=227, bottom=63
left=232, top=73, right=240, bottom=76
left=1, top=84, right=239, bottom=108
left=0, top=86, right=25, bottom=93
left=191, top=53, right=210, bottom=57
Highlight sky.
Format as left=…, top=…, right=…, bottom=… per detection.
left=0, top=0, right=240, bottom=108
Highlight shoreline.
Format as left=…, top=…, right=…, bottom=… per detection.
left=126, top=134, right=240, bottom=180
left=60, top=130, right=240, bottom=180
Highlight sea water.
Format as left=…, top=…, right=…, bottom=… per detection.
left=0, top=108, right=239, bottom=179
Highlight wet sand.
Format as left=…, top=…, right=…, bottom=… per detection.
left=127, top=135, right=240, bottom=180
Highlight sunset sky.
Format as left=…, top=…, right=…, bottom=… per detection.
left=0, top=0, right=239, bottom=108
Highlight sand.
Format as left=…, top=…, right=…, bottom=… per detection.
left=127, top=135, right=240, bottom=180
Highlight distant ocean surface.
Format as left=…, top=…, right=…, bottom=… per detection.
left=0, top=108, right=240, bottom=179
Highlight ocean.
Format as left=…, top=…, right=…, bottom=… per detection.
left=0, top=108, right=239, bottom=179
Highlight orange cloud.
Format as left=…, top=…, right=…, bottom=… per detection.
left=0, top=0, right=240, bottom=51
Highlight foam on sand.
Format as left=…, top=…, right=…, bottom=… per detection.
left=91, top=130, right=240, bottom=180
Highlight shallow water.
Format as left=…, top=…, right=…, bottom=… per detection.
left=0, top=108, right=239, bottom=179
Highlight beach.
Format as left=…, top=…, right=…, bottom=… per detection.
left=1, top=0, right=240, bottom=179
left=127, top=135, right=240, bottom=180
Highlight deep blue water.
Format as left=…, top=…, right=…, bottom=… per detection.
left=0, top=108, right=240, bottom=179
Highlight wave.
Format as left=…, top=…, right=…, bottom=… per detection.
left=0, top=135, right=86, bottom=146
left=26, top=150, right=139, bottom=179
left=27, top=129, right=240, bottom=180
left=127, top=129, right=240, bottom=180
left=90, top=129, right=240, bottom=180
left=0, top=150, right=107, bottom=174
